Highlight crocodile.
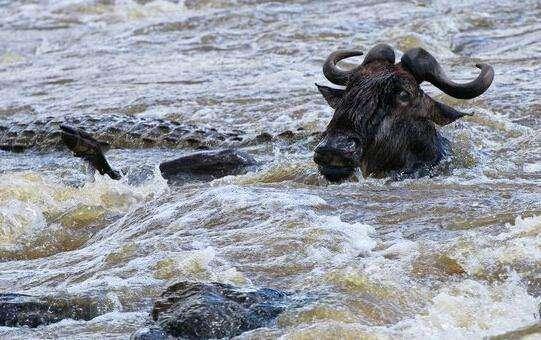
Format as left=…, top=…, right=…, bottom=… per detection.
left=0, top=114, right=320, bottom=182
left=0, top=114, right=317, bottom=153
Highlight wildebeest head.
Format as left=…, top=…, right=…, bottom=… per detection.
left=313, top=44, right=494, bottom=182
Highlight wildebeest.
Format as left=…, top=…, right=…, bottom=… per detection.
left=313, top=44, right=494, bottom=182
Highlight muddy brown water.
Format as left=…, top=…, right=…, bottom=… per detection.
left=0, top=0, right=540, bottom=338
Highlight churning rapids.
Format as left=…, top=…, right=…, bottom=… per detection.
left=0, top=0, right=540, bottom=338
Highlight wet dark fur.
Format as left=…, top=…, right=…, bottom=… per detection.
left=317, top=61, right=454, bottom=180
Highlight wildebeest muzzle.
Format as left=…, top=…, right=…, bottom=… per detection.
left=313, top=132, right=361, bottom=182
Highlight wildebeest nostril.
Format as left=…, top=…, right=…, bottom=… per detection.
left=313, top=143, right=355, bottom=167
left=313, top=146, right=332, bottom=165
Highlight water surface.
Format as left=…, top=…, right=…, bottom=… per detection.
left=0, top=0, right=540, bottom=338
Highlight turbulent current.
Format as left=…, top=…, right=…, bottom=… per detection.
left=0, top=0, right=540, bottom=338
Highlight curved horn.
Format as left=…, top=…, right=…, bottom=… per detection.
left=362, top=44, right=395, bottom=65
left=323, top=50, right=363, bottom=86
left=401, top=47, right=494, bottom=99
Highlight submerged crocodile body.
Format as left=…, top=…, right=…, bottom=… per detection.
left=0, top=114, right=316, bottom=153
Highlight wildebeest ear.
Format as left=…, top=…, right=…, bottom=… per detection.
left=425, top=94, right=472, bottom=126
left=316, top=84, right=345, bottom=109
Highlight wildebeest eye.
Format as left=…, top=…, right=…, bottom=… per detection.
left=397, top=90, right=410, bottom=104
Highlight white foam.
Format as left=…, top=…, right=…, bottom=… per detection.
left=455, top=215, right=541, bottom=275
left=0, top=170, right=167, bottom=256
left=391, top=275, right=540, bottom=339
left=0, top=200, right=46, bottom=247
left=524, top=161, right=541, bottom=173
left=305, top=214, right=376, bottom=264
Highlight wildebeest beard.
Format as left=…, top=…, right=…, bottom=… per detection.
left=314, top=44, right=494, bottom=182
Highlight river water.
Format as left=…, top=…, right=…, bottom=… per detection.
left=0, top=0, right=540, bottom=338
